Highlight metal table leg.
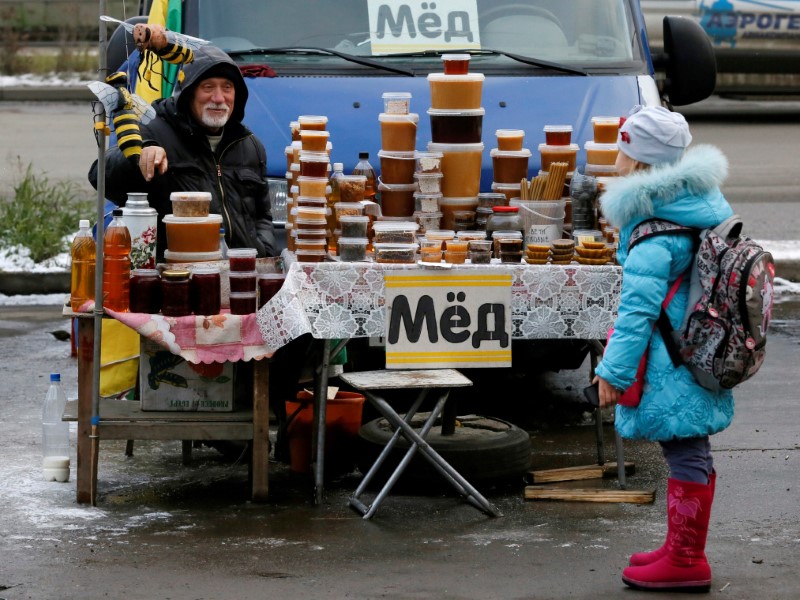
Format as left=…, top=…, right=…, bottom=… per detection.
left=311, top=339, right=330, bottom=505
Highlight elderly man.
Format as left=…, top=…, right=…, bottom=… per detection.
left=90, top=44, right=276, bottom=260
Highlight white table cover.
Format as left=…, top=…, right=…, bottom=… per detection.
left=256, top=251, right=622, bottom=353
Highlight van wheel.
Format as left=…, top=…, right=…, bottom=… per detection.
left=356, top=414, right=531, bottom=487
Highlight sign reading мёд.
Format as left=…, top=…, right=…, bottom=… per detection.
left=384, top=269, right=512, bottom=369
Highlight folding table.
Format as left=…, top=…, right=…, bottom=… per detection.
left=339, top=369, right=500, bottom=519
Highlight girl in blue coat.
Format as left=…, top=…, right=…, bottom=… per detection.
left=593, top=106, right=735, bottom=592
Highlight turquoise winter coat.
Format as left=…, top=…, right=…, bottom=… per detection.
left=595, top=145, right=735, bottom=441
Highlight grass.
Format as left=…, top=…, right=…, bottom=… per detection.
left=9, top=47, right=98, bottom=76
left=0, top=161, right=95, bottom=263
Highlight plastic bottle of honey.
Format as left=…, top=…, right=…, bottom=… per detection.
left=70, top=219, right=95, bottom=311
left=102, top=208, right=132, bottom=312
left=352, top=152, right=376, bottom=202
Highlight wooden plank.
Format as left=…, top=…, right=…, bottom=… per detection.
left=528, top=462, right=635, bottom=484
left=76, top=317, right=94, bottom=505
left=64, top=399, right=253, bottom=422
left=251, top=359, right=270, bottom=503
left=524, top=486, right=655, bottom=504
left=94, top=422, right=253, bottom=440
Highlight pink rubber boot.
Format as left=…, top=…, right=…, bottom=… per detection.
left=629, top=471, right=716, bottom=567
left=622, top=478, right=714, bottom=592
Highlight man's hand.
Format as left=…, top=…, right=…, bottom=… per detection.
left=592, top=375, right=620, bottom=409
left=139, top=146, right=168, bottom=181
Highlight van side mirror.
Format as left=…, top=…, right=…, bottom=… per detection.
left=654, top=16, right=716, bottom=106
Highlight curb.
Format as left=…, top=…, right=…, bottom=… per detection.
left=0, top=86, right=93, bottom=102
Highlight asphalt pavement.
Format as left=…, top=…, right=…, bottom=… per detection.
left=0, top=304, right=798, bottom=599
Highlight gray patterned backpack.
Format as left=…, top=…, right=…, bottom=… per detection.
left=629, top=215, right=775, bottom=391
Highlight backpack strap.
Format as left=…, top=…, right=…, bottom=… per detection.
left=628, top=218, right=695, bottom=252
left=657, top=275, right=686, bottom=368
left=712, top=214, right=744, bottom=240
left=627, top=219, right=695, bottom=368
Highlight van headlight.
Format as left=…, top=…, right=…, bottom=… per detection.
left=267, top=177, right=288, bottom=224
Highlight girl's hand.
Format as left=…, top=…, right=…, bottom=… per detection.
left=592, top=375, right=620, bottom=408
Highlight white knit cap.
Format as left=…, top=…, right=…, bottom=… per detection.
left=617, top=105, right=692, bottom=166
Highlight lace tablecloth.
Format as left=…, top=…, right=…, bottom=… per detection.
left=255, top=251, right=622, bottom=354
left=108, top=309, right=272, bottom=364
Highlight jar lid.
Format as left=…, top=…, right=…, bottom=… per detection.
left=338, top=237, right=370, bottom=245
left=543, top=124, right=573, bottom=132
left=378, top=112, right=420, bottom=123
left=490, top=148, right=532, bottom=158
left=191, top=265, right=220, bottom=275
left=382, top=91, right=412, bottom=99
left=228, top=270, right=258, bottom=278
left=491, top=230, right=523, bottom=238
left=427, top=107, right=485, bottom=117
left=377, top=150, right=416, bottom=159
left=492, top=206, right=519, bottom=213
left=584, top=141, right=619, bottom=150
left=169, top=191, right=211, bottom=201
left=162, top=269, right=191, bottom=281
left=163, top=214, right=223, bottom=224
left=132, top=268, right=159, bottom=277
left=227, top=248, right=258, bottom=258
left=427, top=73, right=485, bottom=82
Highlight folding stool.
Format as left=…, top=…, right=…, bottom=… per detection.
left=339, top=369, right=500, bottom=519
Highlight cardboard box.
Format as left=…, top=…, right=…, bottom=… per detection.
left=139, top=339, right=234, bottom=411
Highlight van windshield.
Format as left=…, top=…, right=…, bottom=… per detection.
left=192, top=0, right=644, bottom=74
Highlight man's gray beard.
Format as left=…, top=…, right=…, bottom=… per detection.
left=200, top=107, right=230, bottom=130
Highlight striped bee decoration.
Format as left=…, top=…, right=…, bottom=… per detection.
left=113, top=109, right=143, bottom=161
left=154, top=43, right=194, bottom=65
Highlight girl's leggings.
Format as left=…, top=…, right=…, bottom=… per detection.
left=659, top=436, right=714, bottom=484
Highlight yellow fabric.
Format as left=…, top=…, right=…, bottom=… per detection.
left=99, top=319, right=140, bottom=398
left=134, top=0, right=169, bottom=104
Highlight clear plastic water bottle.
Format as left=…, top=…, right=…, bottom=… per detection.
left=42, top=373, right=70, bottom=482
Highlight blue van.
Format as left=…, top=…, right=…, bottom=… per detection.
left=116, top=0, right=715, bottom=215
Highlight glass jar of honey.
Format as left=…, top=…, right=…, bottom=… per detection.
left=160, top=269, right=192, bottom=317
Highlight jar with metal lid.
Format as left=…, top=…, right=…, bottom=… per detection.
left=160, top=269, right=192, bottom=317
left=486, top=206, right=524, bottom=254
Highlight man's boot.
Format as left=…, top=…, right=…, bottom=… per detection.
left=628, top=471, right=716, bottom=567
left=622, top=478, right=714, bottom=592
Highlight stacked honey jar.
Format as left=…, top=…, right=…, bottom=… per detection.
left=489, top=129, right=531, bottom=205
left=285, top=115, right=332, bottom=262
left=584, top=116, right=621, bottom=180
left=376, top=92, right=420, bottom=218
left=163, top=191, right=222, bottom=264
left=426, top=54, right=484, bottom=230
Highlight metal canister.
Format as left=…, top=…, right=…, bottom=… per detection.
left=121, top=192, right=158, bottom=269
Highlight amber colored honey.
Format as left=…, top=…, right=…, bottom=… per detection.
left=380, top=119, right=418, bottom=152
left=439, top=149, right=482, bottom=197
left=593, top=121, right=619, bottom=143
left=165, top=220, right=219, bottom=253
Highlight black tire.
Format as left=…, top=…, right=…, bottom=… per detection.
left=356, top=414, right=531, bottom=487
